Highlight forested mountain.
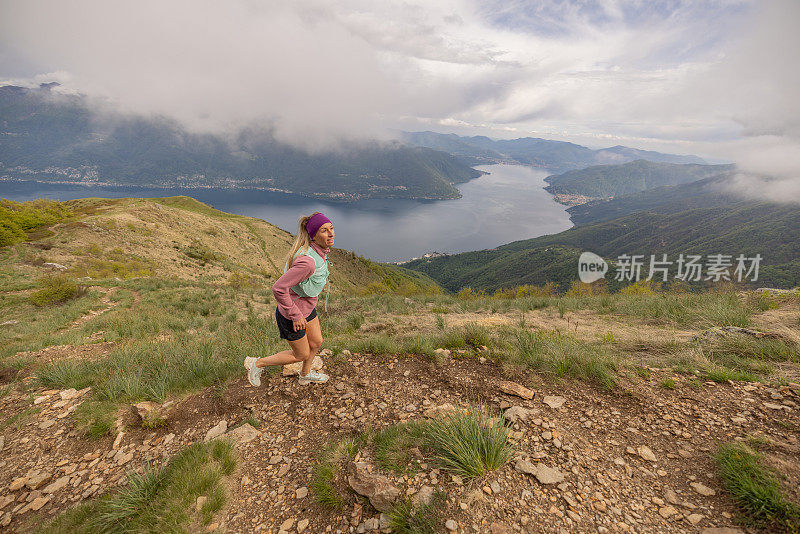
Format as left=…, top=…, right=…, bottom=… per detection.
left=544, top=159, right=736, bottom=200
left=565, top=172, right=744, bottom=225
left=0, top=84, right=482, bottom=201
left=403, top=199, right=800, bottom=292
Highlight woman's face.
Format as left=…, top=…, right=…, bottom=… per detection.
left=314, top=222, right=334, bottom=248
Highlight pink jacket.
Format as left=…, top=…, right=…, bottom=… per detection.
left=272, top=241, right=331, bottom=322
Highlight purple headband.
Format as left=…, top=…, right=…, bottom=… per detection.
left=305, top=213, right=332, bottom=239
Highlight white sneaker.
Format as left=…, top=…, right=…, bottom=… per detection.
left=244, top=357, right=263, bottom=387
left=298, top=370, right=329, bottom=385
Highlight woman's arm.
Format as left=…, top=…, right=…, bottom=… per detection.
left=272, top=256, right=316, bottom=321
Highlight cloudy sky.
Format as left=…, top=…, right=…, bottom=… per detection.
left=1, top=0, right=798, bottom=198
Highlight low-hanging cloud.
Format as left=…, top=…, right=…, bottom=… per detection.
left=0, top=0, right=797, bottom=200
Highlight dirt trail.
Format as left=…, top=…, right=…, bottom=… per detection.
left=1, top=349, right=797, bottom=533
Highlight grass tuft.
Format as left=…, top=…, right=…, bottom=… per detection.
left=311, top=435, right=364, bottom=510
left=422, top=404, right=512, bottom=479
left=40, top=439, right=237, bottom=533
left=387, top=491, right=447, bottom=534
left=715, top=442, right=800, bottom=531
left=508, top=329, right=617, bottom=389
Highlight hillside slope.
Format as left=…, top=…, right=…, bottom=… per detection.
left=0, top=196, right=441, bottom=295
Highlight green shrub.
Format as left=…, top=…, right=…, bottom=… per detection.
left=228, top=272, right=256, bottom=289
left=180, top=240, right=220, bottom=265
left=346, top=312, right=365, bottom=331
left=29, top=275, right=85, bottom=306
left=0, top=199, right=72, bottom=247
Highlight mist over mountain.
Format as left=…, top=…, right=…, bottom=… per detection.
left=0, top=84, right=482, bottom=201
left=399, top=131, right=707, bottom=174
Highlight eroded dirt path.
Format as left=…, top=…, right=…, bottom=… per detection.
left=2, top=350, right=797, bottom=533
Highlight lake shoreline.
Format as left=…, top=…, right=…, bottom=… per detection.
left=2, top=165, right=573, bottom=263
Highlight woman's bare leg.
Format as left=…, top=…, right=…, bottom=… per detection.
left=255, top=336, right=310, bottom=367
left=302, top=315, right=323, bottom=376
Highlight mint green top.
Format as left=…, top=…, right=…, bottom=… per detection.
left=283, top=245, right=330, bottom=312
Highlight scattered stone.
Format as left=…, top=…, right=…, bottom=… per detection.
left=10, top=477, right=27, bottom=492
left=659, top=506, right=678, bottom=518
left=490, top=523, right=508, bottom=534
left=700, top=528, right=744, bottom=534
left=445, top=519, right=458, bottom=531
left=296, top=487, right=308, bottom=499
left=498, top=380, right=534, bottom=400
left=43, top=262, right=68, bottom=271
left=43, top=476, right=69, bottom=494
left=227, top=423, right=260, bottom=444
left=690, top=482, right=716, bottom=496
left=26, top=471, right=51, bottom=490
left=59, top=388, right=79, bottom=400
left=113, top=432, right=125, bottom=449
left=542, top=396, right=566, bottom=409
left=534, top=464, right=564, bottom=485
left=637, top=445, right=657, bottom=462
left=503, top=406, right=530, bottom=423
left=412, top=485, right=435, bottom=508
left=514, top=459, right=536, bottom=475
left=204, top=420, right=228, bottom=442
left=280, top=517, right=294, bottom=531
left=297, top=518, right=310, bottom=533
left=347, top=462, right=401, bottom=512
left=282, top=356, right=323, bottom=376
left=29, top=496, right=50, bottom=511
left=196, top=496, right=207, bottom=511
left=687, top=514, right=705, bottom=525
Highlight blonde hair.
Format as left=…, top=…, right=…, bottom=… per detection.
left=283, top=212, right=322, bottom=271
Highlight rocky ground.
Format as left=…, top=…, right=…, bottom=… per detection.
left=1, top=343, right=798, bottom=533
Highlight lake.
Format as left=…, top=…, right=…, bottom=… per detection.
left=1, top=164, right=573, bottom=262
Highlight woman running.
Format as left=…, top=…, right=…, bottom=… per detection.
left=244, top=212, right=333, bottom=386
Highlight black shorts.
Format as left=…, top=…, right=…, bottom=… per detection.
left=275, top=306, right=317, bottom=341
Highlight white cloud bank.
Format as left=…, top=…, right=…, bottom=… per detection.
left=0, top=0, right=797, bottom=200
